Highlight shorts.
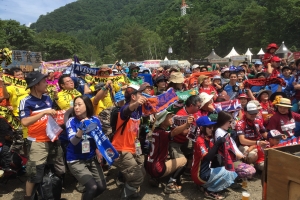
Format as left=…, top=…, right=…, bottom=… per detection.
left=26, top=140, right=65, bottom=183
left=68, top=158, right=105, bottom=186
left=169, top=140, right=193, bottom=159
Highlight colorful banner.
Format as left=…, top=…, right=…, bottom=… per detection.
left=176, top=88, right=199, bottom=101
left=214, top=99, right=241, bottom=112
left=0, top=106, right=21, bottom=130
left=142, top=88, right=178, bottom=116
left=73, top=64, right=98, bottom=76
left=85, top=74, right=128, bottom=85
left=187, top=71, right=220, bottom=88
left=2, top=74, right=27, bottom=88
left=41, top=59, right=72, bottom=73
left=275, top=136, right=300, bottom=148
left=2, top=50, right=42, bottom=70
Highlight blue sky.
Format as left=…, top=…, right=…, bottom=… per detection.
left=0, top=0, right=76, bottom=26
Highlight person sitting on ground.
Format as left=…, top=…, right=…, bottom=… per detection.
left=267, top=98, right=300, bottom=142
left=145, top=110, right=191, bottom=193
left=192, top=116, right=237, bottom=200
left=66, top=96, right=107, bottom=199
left=235, top=102, right=268, bottom=164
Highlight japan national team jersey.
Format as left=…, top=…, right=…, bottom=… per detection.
left=19, top=94, right=53, bottom=142
left=145, top=128, right=172, bottom=178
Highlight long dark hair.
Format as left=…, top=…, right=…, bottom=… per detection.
left=275, top=106, right=293, bottom=120
left=213, top=111, right=232, bottom=139
left=72, top=96, right=94, bottom=118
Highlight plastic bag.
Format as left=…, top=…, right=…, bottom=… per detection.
left=46, top=116, right=63, bottom=142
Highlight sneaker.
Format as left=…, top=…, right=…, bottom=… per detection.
left=149, top=177, right=159, bottom=187
left=164, top=182, right=182, bottom=194
left=0, top=170, right=4, bottom=178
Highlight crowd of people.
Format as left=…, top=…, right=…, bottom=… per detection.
left=0, top=42, right=299, bottom=200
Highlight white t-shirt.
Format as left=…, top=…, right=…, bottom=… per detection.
left=215, top=128, right=243, bottom=156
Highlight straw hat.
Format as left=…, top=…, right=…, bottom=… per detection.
left=198, top=75, right=209, bottom=85
left=275, top=98, right=292, bottom=108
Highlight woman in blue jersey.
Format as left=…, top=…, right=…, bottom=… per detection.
left=66, top=95, right=106, bottom=199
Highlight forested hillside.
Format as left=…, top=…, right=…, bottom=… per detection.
left=3, top=0, right=300, bottom=63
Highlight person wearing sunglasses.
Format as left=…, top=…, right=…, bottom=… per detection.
left=128, top=64, right=143, bottom=86
left=191, top=116, right=236, bottom=200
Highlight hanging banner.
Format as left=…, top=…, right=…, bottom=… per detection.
left=2, top=50, right=42, bottom=70
left=41, top=59, right=72, bottom=74
left=73, top=64, right=98, bottom=76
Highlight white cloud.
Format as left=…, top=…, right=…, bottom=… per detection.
left=0, top=0, right=76, bottom=25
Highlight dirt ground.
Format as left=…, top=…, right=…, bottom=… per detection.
left=0, top=166, right=263, bottom=200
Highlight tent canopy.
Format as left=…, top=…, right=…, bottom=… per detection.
left=224, top=47, right=240, bottom=58
left=276, top=41, right=292, bottom=54
left=245, top=48, right=253, bottom=56
left=178, top=60, right=190, bottom=68
left=205, top=49, right=221, bottom=59
left=257, top=48, right=265, bottom=55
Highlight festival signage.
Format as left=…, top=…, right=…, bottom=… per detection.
left=210, top=58, right=230, bottom=63
left=293, top=52, right=300, bottom=60
left=231, top=56, right=247, bottom=61
left=2, top=50, right=42, bottom=70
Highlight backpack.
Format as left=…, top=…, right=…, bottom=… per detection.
left=37, top=170, right=62, bottom=200
left=99, top=106, right=129, bottom=141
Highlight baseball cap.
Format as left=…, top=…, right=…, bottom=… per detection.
left=238, top=93, right=249, bottom=99
left=248, top=100, right=262, bottom=109
left=192, top=64, right=200, bottom=70
left=124, top=84, right=143, bottom=100
left=271, top=56, right=281, bottom=62
left=254, top=61, right=262, bottom=65
left=196, top=116, right=216, bottom=127
left=155, top=75, right=167, bottom=84
left=267, top=130, right=284, bottom=139
left=244, top=102, right=259, bottom=114
left=139, top=82, right=153, bottom=91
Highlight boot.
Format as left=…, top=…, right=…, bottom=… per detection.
left=121, top=183, right=139, bottom=200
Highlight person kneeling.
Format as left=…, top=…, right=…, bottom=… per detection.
left=191, top=116, right=238, bottom=200
left=66, top=96, right=107, bottom=200
left=145, top=110, right=193, bottom=194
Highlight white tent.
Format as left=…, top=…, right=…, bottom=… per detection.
left=257, top=48, right=265, bottom=55
left=119, top=59, right=124, bottom=65
left=178, top=60, right=191, bottom=68
left=164, top=56, right=169, bottom=61
left=245, top=48, right=253, bottom=56
left=276, top=41, right=292, bottom=54
left=224, top=47, right=240, bottom=58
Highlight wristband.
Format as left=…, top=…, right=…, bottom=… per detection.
left=256, top=140, right=259, bottom=145
left=101, top=86, right=107, bottom=91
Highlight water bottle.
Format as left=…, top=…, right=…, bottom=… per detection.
left=135, top=138, right=142, bottom=155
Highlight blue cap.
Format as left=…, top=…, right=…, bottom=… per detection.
left=255, top=61, right=262, bottom=65
left=196, top=116, right=216, bottom=127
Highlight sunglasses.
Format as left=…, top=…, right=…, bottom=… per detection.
left=132, top=70, right=139, bottom=73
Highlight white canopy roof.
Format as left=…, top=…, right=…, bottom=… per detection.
left=224, top=47, right=240, bottom=58
left=276, top=41, right=292, bottom=54
left=164, top=56, right=169, bottom=61
left=257, top=48, right=265, bottom=55
left=119, top=59, right=124, bottom=64
left=245, top=48, right=253, bottom=56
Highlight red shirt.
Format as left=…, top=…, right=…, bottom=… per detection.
left=145, top=128, right=171, bottom=178
left=191, top=135, right=213, bottom=185
left=256, top=145, right=265, bottom=164
left=173, top=108, right=202, bottom=144
left=263, top=53, right=274, bottom=67
left=236, top=118, right=265, bottom=141
left=199, top=85, right=217, bottom=96
left=266, top=112, right=300, bottom=137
